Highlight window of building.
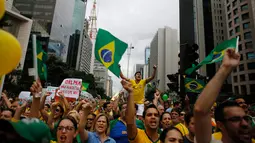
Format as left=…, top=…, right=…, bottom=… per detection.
left=220, top=16, right=222, bottom=20
left=233, top=68, right=237, bottom=73
left=248, top=63, right=255, bottom=70
left=235, top=26, right=240, bottom=33
left=234, top=86, right=239, bottom=94
left=244, top=32, right=252, bottom=40
left=250, top=85, right=255, bottom=94
left=245, top=42, right=253, bottom=49
left=227, top=5, right=231, bottom=11
left=241, top=85, right=247, bottom=95
left=240, top=54, right=243, bottom=60
left=246, top=52, right=255, bottom=60
left=239, top=64, right=244, bottom=71
left=234, top=17, right=239, bottom=24
left=234, top=8, right=238, bottom=15
left=229, top=30, right=234, bottom=36
left=228, top=13, right=231, bottom=19
left=242, top=13, right=249, bottom=20
left=243, top=22, right=250, bottom=30
left=15, top=3, right=31, bottom=7
left=249, top=73, right=255, bottom=80
left=219, top=10, right=222, bottom=14
left=240, top=74, right=245, bottom=81
left=221, top=23, right=223, bottom=27
left=221, top=30, right=224, bottom=34
left=234, top=76, right=238, bottom=82
left=219, top=4, right=221, bottom=8
left=241, top=4, right=248, bottom=11
left=232, top=0, right=237, bottom=7
left=229, top=21, right=232, bottom=28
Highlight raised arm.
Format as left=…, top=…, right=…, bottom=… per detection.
left=1, top=92, right=12, bottom=108
left=29, top=80, right=42, bottom=118
left=194, top=49, right=240, bottom=143
left=79, top=102, right=92, bottom=142
left=121, top=80, right=137, bottom=140
left=146, top=65, right=157, bottom=83
left=119, top=65, right=130, bottom=81
left=39, top=92, right=51, bottom=121
left=13, top=101, right=27, bottom=120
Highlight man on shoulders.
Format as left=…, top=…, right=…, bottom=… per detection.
left=119, top=65, right=157, bottom=118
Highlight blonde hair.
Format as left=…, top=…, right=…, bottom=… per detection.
left=91, top=113, right=110, bottom=135
left=67, top=110, right=80, bottom=123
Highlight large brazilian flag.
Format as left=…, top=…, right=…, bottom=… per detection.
left=185, top=37, right=239, bottom=75
left=95, top=28, right=128, bottom=77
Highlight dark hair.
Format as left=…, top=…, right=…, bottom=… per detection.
left=45, top=104, right=50, bottom=109
left=103, top=102, right=111, bottom=109
left=171, top=107, right=181, bottom=116
left=160, top=126, right=184, bottom=142
left=118, top=102, right=127, bottom=111
left=143, top=104, right=159, bottom=118
left=173, top=101, right=181, bottom=107
left=160, top=112, right=171, bottom=121
left=3, top=108, right=15, bottom=117
left=57, top=105, right=64, bottom=113
left=184, top=112, right=194, bottom=125
left=214, top=100, right=240, bottom=122
left=134, top=71, right=141, bottom=76
left=135, top=104, right=138, bottom=111
left=88, top=113, right=96, bottom=119
left=57, top=116, right=78, bottom=130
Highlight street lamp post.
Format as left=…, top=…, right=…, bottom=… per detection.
left=127, top=44, right=134, bottom=78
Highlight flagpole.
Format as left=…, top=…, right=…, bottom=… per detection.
left=0, top=75, right=5, bottom=98
left=32, top=34, right=39, bottom=80
left=235, top=36, right=239, bottom=53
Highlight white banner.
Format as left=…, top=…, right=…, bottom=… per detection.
left=59, top=78, right=82, bottom=99
left=80, top=91, right=94, bottom=101
left=45, top=86, right=58, bottom=103
left=18, top=91, right=31, bottom=103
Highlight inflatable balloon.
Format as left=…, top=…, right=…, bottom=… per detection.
left=0, top=29, right=22, bottom=75
left=0, top=0, right=5, bottom=19
left=162, top=94, right=168, bottom=101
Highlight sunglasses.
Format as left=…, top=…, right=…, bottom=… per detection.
left=55, top=109, right=60, bottom=112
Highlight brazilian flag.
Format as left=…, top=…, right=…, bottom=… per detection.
left=184, top=78, right=205, bottom=93
left=185, top=37, right=238, bottom=75
left=82, top=82, right=89, bottom=91
left=95, top=28, right=128, bottom=77
left=36, top=40, right=47, bottom=81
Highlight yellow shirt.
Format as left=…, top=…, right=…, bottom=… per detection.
left=175, top=123, right=189, bottom=136
left=129, top=128, right=160, bottom=143
left=130, top=79, right=146, bottom=104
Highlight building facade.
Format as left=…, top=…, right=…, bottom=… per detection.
left=133, top=64, right=145, bottom=77
left=149, top=27, right=179, bottom=91
left=93, top=60, right=108, bottom=89
left=106, top=76, right=113, bottom=97
left=225, top=0, right=255, bottom=95
left=145, top=47, right=150, bottom=65
left=4, top=0, right=33, bottom=69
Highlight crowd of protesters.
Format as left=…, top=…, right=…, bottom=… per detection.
left=0, top=48, right=255, bottom=143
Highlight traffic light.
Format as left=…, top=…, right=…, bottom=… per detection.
left=179, top=44, right=199, bottom=74
left=167, top=74, right=179, bottom=92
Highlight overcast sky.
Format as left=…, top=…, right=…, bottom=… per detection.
left=86, top=0, right=179, bottom=94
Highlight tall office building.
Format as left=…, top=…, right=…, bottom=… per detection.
left=106, top=76, right=113, bottom=97
left=76, top=20, right=92, bottom=73
left=149, top=27, right=179, bottom=91
left=93, top=60, right=108, bottom=89
left=3, top=0, right=33, bottom=69
left=224, top=0, right=255, bottom=95
left=13, top=0, right=85, bottom=62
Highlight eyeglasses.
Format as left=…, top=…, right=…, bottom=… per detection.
left=224, top=116, right=252, bottom=123
left=57, top=126, right=75, bottom=131
left=237, top=102, right=246, bottom=104
left=87, top=118, right=94, bottom=121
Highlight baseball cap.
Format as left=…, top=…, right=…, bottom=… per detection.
left=0, top=118, right=51, bottom=143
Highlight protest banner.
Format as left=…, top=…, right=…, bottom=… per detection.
left=59, top=78, right=82, bottom=100
left=80, top=91, right=94, bottom=101
left=18, top=91, right=31, bottom=104
left=45, top=86, right=58, bottom=104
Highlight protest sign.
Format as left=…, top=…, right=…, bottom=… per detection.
left=59, top=78, right=82, bottom=99
left=80, top=91, right=94, bottom=101
left=45, top=86, right=58, bottom=104
left=18, top=91, right=31, bottom=104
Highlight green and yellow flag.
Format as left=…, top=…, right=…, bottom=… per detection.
left=82, top=82, right=89, bottom=91
left=95, top=28, right=128, bottom=77
left=185, top=37, right=238, bottom=75
left=184, top=78, right=205, bottom=93
left=36, top=41, right=47, bottom=80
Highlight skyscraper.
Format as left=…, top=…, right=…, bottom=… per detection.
left=149, top=27, right=179, bottom=91
left=224, top=0, right=255, bottom=95
left=93, top=60, right=108, bottom=89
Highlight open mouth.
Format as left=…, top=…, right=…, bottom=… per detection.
left=60, top=135, right=67, bottom=141
left=239, top=130, right=250, bottom=139
left=150, top=121, right=157, bottom=126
